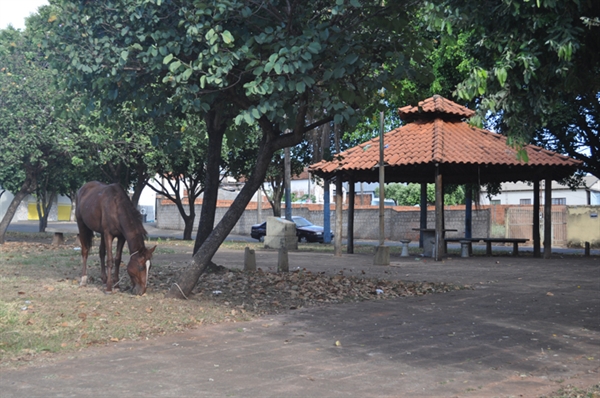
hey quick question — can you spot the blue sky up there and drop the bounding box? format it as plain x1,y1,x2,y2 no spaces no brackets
0,0,49,30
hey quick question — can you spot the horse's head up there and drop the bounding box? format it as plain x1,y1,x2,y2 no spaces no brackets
127,245,157,295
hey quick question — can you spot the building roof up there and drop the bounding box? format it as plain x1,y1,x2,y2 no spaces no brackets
310,96,582,184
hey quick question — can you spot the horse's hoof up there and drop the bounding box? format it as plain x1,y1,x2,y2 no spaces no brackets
103,290,113,295
79,276,88,287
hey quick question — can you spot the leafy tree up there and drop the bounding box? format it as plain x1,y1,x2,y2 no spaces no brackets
0,27,77,242
429,0,600,177
44,0,430,298
384,183,464,206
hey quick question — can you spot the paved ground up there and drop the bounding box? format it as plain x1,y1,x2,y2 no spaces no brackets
1,222,599,397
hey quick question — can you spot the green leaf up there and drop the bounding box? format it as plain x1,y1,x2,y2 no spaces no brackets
182,68,193,81
495,67,507,86
169,60,181,72
296,81,306,93
221,31,234,44
307,42,321,54
120,50,129,61
345,53,359,65
163,54,173,64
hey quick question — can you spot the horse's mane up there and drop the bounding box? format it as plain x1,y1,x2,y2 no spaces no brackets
113,185,148,240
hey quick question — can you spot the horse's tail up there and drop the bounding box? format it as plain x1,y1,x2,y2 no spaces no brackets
79,229,93,249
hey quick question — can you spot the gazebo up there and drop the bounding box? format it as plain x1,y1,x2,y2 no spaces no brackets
309,95,582,260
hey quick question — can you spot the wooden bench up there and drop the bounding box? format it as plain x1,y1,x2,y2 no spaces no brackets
482,238,528,256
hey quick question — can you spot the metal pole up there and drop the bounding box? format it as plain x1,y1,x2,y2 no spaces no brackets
378,111,385,246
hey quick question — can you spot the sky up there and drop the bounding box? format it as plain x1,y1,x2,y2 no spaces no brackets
0,0,49,30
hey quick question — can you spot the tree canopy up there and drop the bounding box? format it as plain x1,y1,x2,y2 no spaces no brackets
43,0,431,297
430,0,600,176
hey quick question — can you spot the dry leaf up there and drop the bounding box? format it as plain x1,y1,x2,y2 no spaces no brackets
334,340,341,347
78,312,87,321
145,307,153,313
546,292,554,296
110,337,119,342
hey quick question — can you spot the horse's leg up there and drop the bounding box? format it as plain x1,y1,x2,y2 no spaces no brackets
114,237,125,286
99,235,108,285
78,225,93,287
104,233,114,293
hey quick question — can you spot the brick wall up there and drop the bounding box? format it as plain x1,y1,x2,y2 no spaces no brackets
156,198,490,241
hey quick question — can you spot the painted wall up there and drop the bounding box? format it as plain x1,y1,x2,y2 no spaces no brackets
567,206,600,248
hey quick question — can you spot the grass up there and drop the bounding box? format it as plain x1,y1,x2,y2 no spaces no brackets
0,239,252,368
541,384,600,398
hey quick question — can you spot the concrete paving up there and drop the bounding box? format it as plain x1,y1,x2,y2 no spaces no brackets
1,221,599,397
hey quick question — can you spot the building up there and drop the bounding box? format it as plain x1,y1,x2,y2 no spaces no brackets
480,175,600,206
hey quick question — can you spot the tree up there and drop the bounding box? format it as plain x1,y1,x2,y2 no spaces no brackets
0,27,76,242
384,183,464,206
262,148,307,217
45,0,431,298
429,0,600,177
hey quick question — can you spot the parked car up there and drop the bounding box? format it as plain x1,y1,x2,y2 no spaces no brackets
250,216,334,243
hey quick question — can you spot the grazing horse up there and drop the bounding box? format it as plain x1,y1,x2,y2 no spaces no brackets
76,181,156,295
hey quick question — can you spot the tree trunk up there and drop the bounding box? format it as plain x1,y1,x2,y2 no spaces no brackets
193,111,226,254
167,138,274,299
0,176,36,244
131,164,149,208
182,212,195,241
270,183,284,217
37,190,55,233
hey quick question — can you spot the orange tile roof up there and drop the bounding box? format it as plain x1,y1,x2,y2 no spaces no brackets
310,96,582,184
398,94,475,121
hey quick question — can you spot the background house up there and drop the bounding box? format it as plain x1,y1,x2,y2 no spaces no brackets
480,175,600,205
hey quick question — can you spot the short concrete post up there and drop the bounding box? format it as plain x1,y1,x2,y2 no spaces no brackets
52,232,64,246
373,245,390,265
459,240,470,258
399,239,410,257
278,247,289,272
244,247,256,271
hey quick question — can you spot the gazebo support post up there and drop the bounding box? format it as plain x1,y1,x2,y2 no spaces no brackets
334,174,343,257
419,182,427,248
347,177,355,254
544,177,552,258
323,179,331,243
373,110,389,265
533,179,541,258
465,184,473,256
434,164,443,261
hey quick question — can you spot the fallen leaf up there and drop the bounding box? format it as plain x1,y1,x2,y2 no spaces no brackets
78,312,87,321
110,338,119,342
145,307,153,313
546,292,554,296
335,340,341,347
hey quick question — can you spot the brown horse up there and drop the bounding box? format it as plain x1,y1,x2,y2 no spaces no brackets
76,181,156,295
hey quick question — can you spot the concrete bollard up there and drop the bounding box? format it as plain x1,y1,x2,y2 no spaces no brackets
52,232,65,246
399,239,410,257
278,247,289,272
459,240,470,258
373,245,390,265
244,247,256,271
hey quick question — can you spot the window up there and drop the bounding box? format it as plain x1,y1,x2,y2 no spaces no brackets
552,197,566,205
520,198,531,205
490,200,501,205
